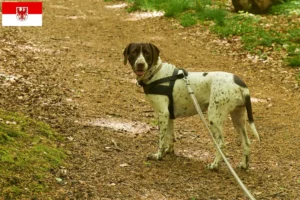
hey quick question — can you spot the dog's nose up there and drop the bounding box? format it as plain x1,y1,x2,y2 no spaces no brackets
136,63,145,70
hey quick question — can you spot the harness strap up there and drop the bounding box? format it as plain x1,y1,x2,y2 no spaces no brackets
139,68,188,119
138,69,187,88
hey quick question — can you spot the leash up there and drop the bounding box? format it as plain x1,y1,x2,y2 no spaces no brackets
182,74,256,200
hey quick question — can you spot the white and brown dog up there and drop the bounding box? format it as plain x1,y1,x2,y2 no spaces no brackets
123,43,260,170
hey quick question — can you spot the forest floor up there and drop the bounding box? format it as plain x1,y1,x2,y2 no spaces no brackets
0,0,300,199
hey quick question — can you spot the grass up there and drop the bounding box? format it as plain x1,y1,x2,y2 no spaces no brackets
125,0,300,67
126,0,162,12
197,8,227,25
163,0,191,17
180,13,197,27
0,109,66,199
269,0,300,15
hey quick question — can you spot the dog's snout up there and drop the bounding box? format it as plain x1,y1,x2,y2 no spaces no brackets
136,63,145,70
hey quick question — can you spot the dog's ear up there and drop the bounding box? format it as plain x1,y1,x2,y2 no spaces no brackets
123,43,132,65
149,43,160,66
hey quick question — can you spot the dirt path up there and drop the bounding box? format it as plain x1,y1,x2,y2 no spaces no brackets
1,0,300,199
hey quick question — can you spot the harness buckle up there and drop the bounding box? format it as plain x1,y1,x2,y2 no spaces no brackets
183,73,190,85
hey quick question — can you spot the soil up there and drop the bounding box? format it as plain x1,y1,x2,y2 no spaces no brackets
0,0,300,199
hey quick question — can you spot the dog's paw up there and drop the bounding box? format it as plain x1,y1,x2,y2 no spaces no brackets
147,153,162,161
207,162,219,170
165,146,174,155
238,162,249,170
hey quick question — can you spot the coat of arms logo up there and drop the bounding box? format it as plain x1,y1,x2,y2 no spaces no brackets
16,7,28,21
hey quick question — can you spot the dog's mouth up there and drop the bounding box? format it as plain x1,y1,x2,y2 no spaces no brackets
135,70,145,77
135,63,147,77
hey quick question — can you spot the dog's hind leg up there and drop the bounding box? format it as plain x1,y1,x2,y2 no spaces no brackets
207,104,227,170
230,107,251,169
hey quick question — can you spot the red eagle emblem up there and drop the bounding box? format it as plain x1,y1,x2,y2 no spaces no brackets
16,7,28,21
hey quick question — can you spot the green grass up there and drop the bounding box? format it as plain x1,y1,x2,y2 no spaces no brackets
126,0,162,12
287,55,300,67
196,8,227,26
125,0,300,67
127,0,193,14
180,13,197,27
163,0,191,17
0,109,66,199
211,14,256,37
269,0,300,15
195,0,212,11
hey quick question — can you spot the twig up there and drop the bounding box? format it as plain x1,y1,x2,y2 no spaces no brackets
111,139,123,152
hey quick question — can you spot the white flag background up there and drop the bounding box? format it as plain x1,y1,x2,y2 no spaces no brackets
2,2,42,26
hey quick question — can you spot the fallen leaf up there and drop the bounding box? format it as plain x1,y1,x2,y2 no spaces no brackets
120,163,130,167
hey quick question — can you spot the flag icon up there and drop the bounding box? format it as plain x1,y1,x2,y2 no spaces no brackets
2,2,42,26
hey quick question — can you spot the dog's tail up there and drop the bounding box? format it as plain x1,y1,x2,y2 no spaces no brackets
245,94,260,141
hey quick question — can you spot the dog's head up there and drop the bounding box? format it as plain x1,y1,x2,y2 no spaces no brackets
123,43,160,77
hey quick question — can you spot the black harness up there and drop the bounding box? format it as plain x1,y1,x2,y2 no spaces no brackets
138,68,188,119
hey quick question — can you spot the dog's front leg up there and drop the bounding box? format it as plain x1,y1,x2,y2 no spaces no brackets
166,118,175,153
148,111,175,160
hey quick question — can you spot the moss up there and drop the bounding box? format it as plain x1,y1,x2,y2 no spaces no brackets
0,109,66,198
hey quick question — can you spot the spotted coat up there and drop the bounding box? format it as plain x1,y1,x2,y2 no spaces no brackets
123,43,260,170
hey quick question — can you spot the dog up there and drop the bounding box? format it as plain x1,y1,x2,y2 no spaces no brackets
123,43,260,170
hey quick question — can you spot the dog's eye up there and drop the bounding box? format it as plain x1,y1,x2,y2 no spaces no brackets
130,50,138,56
143,51,150,56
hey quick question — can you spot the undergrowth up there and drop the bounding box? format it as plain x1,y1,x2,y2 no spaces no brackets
0,109,66,199
125,0,300,67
